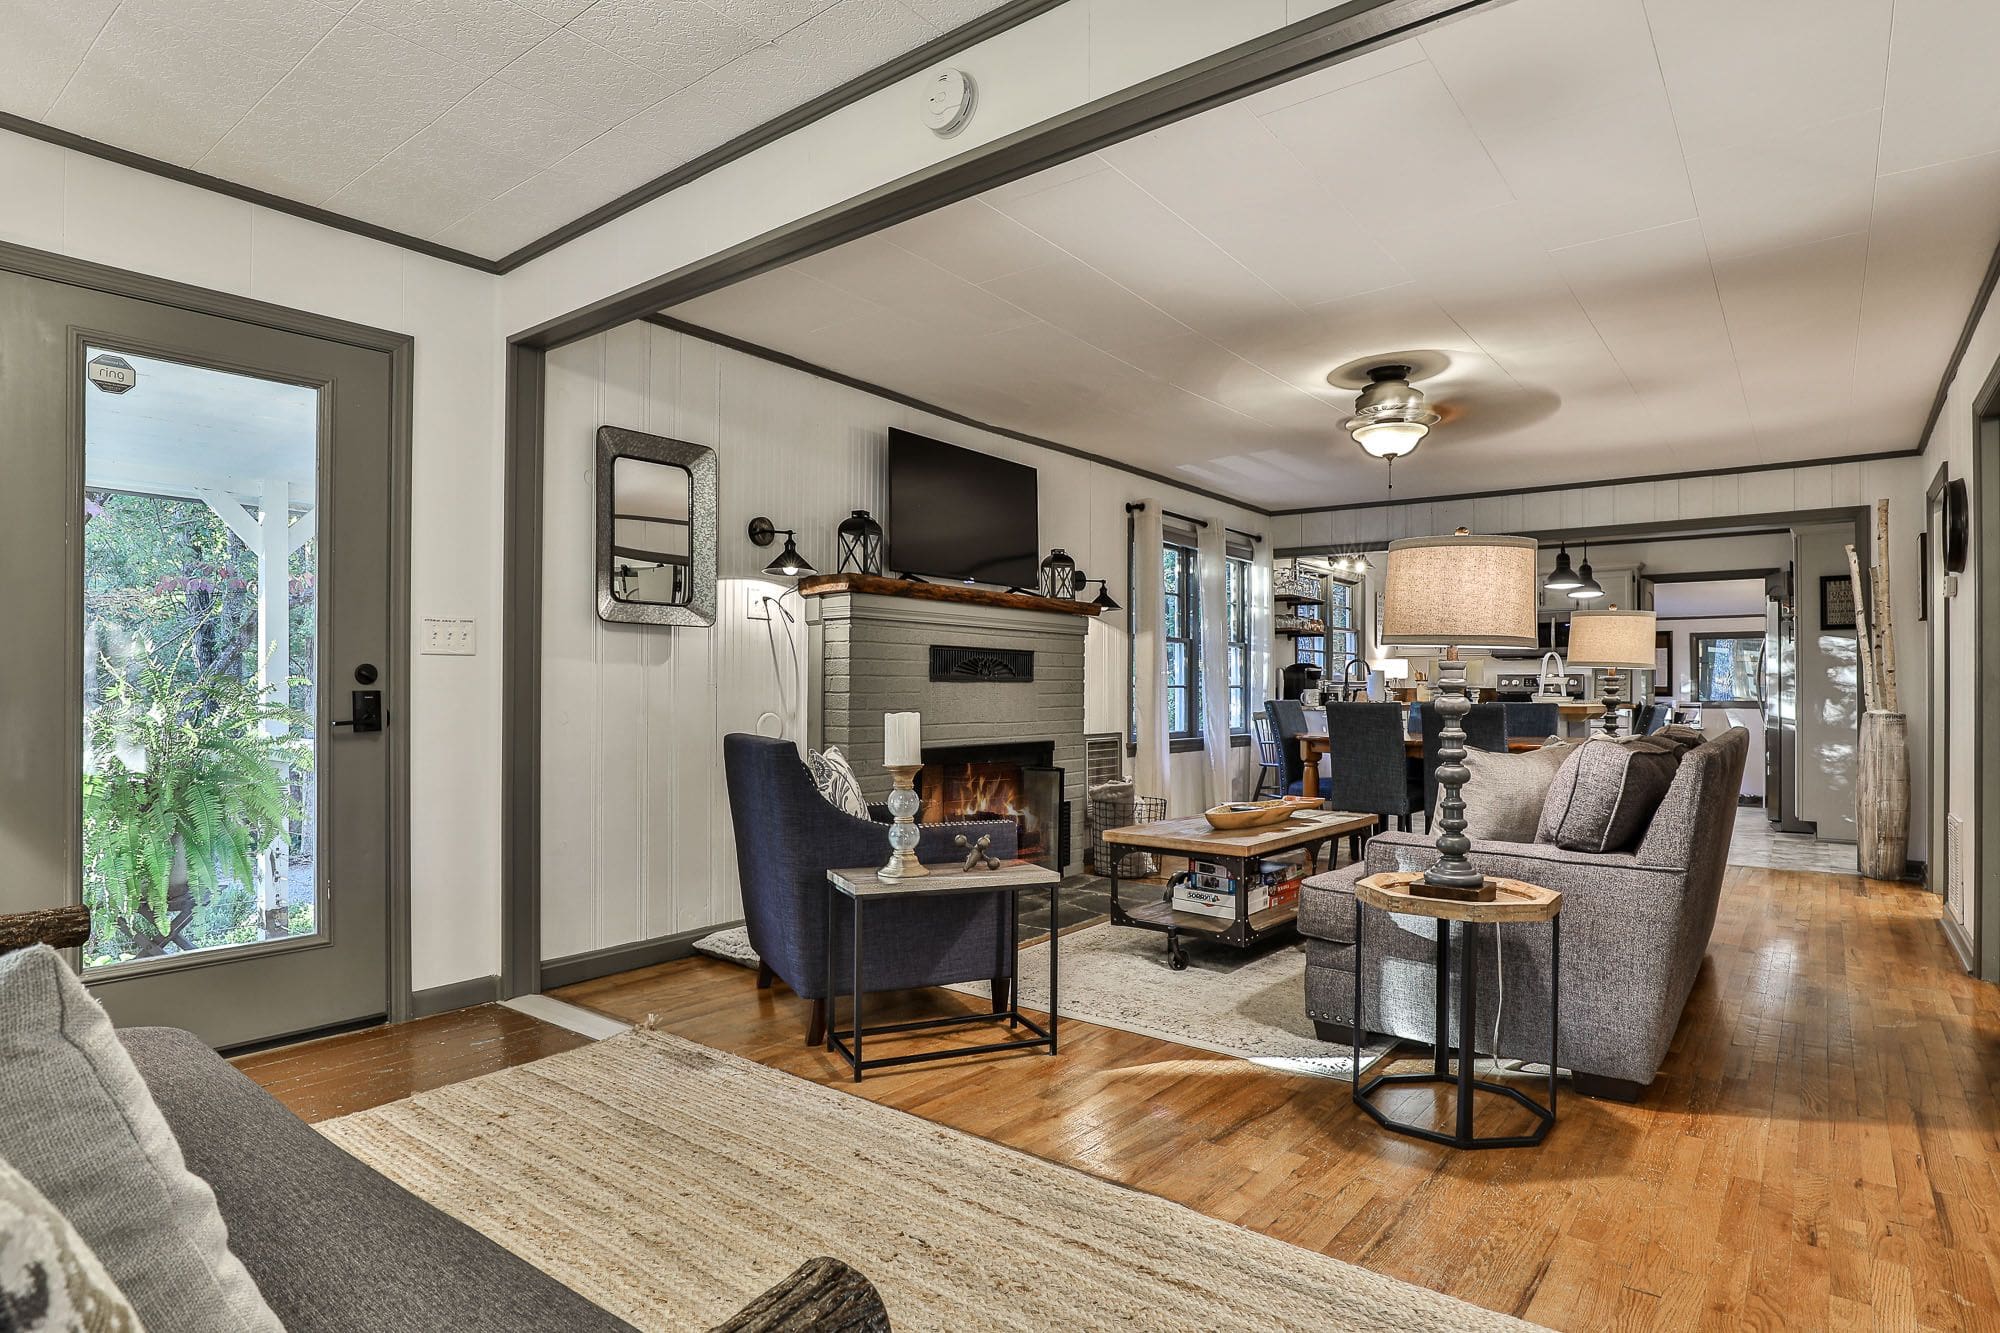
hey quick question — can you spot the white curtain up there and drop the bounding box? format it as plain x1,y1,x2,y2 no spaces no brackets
1197,521,1233,806
1249,537,1275,742
1131,505,1171,803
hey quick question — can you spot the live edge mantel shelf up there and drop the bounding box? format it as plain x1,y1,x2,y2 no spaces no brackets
795,573,1103,617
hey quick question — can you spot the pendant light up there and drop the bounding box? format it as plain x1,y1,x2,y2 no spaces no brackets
1567,543,1603,601
1543,541,1584,592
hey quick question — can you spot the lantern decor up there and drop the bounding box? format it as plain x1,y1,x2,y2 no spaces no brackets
836,508,885,575
1039,548,1077,600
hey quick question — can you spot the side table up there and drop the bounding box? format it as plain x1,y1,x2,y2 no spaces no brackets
825,860,1060,1082
1351,872,1562,1149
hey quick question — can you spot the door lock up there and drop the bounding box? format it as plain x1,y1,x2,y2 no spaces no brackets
332,690,383,734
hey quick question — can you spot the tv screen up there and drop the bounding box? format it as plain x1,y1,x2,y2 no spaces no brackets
887,429,1039,586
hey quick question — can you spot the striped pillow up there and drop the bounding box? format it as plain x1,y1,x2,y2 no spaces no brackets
808,746,871,819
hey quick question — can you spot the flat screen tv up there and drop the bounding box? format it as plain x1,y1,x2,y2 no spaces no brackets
886,429,1039,587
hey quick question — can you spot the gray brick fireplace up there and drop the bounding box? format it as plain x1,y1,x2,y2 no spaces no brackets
805,582,1091,873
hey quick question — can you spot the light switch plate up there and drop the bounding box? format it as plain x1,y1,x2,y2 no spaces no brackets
422,617,476,655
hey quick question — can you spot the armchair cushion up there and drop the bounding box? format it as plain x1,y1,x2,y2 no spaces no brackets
1537,736,1679,853
805,746,869,819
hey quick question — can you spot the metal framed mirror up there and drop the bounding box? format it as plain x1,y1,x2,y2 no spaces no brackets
596,425,718,626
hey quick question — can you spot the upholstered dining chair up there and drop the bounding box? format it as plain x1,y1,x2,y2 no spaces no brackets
1317,702,1423,858
722,734,1019,1046
1502,701,1560,743
1264,699,1327,797
1419,701,1508,827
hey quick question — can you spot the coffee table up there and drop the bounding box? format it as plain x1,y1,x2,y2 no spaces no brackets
825,860,1060,1081
1101,811,1376,969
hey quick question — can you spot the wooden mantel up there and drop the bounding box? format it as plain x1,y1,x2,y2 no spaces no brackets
795,572,1102,617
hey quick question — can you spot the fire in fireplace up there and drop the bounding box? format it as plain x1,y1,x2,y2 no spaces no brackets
917,744,1065,871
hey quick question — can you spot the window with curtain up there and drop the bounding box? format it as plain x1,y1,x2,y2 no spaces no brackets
1691,633,1763,704
1226,554,1250,733
1164,540,1200,739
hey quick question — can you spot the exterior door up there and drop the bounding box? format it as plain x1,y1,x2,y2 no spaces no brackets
0,264,399,1047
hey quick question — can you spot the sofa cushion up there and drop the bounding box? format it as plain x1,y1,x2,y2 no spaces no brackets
1299,865,1364,942
0,1154,142,1333
1653,724,1705,756
0,947,282,1333
1441,742,1575,842
1537,736,1680,853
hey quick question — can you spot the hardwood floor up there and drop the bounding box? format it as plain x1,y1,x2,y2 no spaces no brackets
238,865,2000,1330
552,866,2000,1332
233,1002,591,1123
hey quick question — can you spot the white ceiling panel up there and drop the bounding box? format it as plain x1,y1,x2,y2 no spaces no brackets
671,0,2000,508
8,0,1019,259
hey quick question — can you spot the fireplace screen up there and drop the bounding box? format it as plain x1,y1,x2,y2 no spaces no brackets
919,752,1066,873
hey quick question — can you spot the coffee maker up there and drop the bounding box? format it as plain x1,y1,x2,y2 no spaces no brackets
1280,662,1322,700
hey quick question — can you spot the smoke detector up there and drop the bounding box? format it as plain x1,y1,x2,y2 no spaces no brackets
922,68,976,137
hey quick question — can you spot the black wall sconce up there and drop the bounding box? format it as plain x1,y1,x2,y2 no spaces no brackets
836,508,884,575
1075,572,1120,612
748,516,815,578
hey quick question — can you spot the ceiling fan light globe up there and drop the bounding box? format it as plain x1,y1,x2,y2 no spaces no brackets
1349,419,1428,458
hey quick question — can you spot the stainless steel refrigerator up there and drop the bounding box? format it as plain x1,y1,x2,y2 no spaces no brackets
1764,565,1811,832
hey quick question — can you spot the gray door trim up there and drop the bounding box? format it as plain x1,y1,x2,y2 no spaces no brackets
496,0,1508,997
0,238,417,1024
1970,353,2000,981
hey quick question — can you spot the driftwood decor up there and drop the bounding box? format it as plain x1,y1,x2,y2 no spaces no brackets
1848,498,1910,881
0,905,92,955
706,1257,890,1333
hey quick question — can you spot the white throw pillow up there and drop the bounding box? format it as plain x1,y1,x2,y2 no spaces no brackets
808,746,871,819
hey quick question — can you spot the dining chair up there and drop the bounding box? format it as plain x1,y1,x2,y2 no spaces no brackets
1318,702,1424,858
1502,701,1560,743
1250,712,1283,798
1420,701,1508,827
1264,699,1327,797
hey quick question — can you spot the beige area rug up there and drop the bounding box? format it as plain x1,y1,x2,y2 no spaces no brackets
694,923,1397,1081
319,1027,1536,1332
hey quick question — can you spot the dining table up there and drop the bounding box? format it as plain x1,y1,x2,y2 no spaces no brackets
1297,732,1544,799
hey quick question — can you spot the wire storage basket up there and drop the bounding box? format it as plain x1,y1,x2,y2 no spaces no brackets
1088,792,1165,876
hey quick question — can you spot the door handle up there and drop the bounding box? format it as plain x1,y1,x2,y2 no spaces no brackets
332,689,383,733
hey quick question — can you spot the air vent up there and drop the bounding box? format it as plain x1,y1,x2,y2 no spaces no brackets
1946,814,1968,929
1084,733,1125,789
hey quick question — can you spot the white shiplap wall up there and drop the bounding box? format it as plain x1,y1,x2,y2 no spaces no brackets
541,321,1267,963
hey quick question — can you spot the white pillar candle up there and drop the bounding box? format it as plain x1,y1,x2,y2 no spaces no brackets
884,711,922,767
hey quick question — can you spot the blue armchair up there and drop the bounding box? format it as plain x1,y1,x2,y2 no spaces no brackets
722,734,1020,1045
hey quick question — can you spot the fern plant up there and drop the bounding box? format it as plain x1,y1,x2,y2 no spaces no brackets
83,648,311,954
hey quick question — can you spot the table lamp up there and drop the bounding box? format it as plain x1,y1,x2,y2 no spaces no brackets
1568,607,1657,737
1381,530,1539,901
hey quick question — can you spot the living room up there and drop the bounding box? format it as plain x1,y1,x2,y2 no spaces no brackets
2,1,1997,1330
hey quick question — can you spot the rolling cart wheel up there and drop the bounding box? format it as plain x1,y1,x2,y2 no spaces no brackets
1169,947,1189,971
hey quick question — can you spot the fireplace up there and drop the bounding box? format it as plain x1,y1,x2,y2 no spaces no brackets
918,742,1067,873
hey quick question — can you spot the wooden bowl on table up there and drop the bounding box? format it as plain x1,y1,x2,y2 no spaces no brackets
1201,796,1322,830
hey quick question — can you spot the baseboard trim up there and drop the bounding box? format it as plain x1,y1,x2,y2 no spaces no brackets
539,924,737,991
410,974,501,1018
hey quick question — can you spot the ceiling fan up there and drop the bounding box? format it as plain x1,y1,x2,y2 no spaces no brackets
1326,351,1561,464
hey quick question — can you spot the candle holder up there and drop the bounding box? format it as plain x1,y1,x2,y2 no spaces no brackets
877,764,929,883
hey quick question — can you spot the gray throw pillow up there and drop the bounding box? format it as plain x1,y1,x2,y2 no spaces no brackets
1538,736,1681,853
0,947,283,1333
0,1154,142,1333
1440,743,1576,842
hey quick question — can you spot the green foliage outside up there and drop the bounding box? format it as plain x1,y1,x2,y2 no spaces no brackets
82,491,317,968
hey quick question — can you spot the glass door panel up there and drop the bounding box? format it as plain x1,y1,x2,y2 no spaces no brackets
81,347,322,972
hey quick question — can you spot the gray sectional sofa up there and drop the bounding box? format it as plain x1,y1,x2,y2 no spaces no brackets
1300,727,1748,1101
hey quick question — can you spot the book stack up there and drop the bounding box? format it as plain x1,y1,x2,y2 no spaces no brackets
1171,851,1310,919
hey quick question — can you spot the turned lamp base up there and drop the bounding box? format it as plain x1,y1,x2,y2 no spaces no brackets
877,764,930,883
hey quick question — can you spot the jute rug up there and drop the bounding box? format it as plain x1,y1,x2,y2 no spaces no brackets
694,923,1396,1081
319,1027,1535,1332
